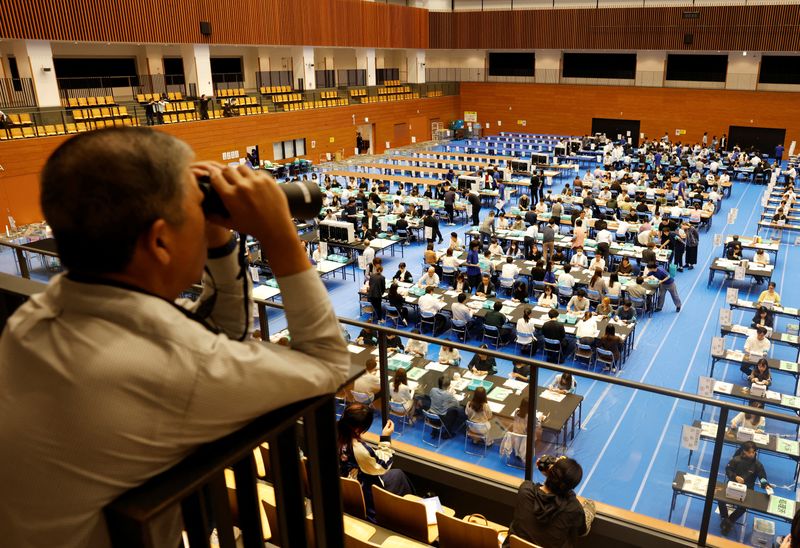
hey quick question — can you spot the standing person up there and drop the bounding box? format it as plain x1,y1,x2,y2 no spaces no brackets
198,94,210,120
465,240,482,290
0,128,350,548
145,98,155,126
338,404,413,521
672,223,687,272
530,171,541,205
718,441,772,536
504,457,593,548
424,210,443,244
684,223,699,270
646,262,681,312
356,132,364,154
155,94,166,124
776,142,785,164
443,185,456,225
368,265,386,323
467,189,481,227
542,218,556,265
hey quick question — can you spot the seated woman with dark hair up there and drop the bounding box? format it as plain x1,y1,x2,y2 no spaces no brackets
338,404,414,521
505,456,593,548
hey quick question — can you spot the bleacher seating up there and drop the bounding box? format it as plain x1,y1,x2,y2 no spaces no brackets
349,88,368,98
63,95,116,108
0,117,136,140
259,85,292,94
216,87,247,98
427,90,444,97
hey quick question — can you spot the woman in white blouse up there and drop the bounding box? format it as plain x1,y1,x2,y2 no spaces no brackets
538,285,558,308
405,329,428,358
465,386,492,435
575,311,599,345
438,345,461,366
606,272,622,298
390,368,415,413
516,307,537,346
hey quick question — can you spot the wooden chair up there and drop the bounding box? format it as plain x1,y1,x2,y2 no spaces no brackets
508,535,544,548
340,476,367,520
372,486,455,544
345,531,429,548
436,512,503,548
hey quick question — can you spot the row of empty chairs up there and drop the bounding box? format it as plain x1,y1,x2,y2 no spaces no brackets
259,85,293,94
360,93,419,103
426,90,443,97
320,90,340,99
2,113,33,126
0,118,137,139
63,95,116,108
71,106,130,121
350,88,369,97
221,96,259,106
216,87,247,98
271,92,304,104
378,85,412,95
135,91,183,103
281,100,349,112
383,80,403,86
164,101,196,113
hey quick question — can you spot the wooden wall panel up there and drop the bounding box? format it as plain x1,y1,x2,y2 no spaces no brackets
430,6,800,52
0,0,428,49
461,81,800,153
0,96,459,225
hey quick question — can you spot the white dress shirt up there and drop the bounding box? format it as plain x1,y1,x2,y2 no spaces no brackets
744,335,771,356
419,293,445,315
501,263,520,279
418,273,440,288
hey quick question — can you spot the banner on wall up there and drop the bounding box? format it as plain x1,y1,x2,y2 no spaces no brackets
517,120,527,126
464,111,478,122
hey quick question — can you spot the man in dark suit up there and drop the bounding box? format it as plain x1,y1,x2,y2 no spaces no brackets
467,190,481,227
475,274,495,297
443,185,456,225
542,308,571,358
484,301,513,344
423,210,443,244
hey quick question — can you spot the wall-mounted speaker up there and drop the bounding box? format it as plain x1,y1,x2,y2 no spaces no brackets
684,33,693,45
200,21,212,36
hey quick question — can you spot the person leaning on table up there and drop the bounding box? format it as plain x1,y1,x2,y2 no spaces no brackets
757,282,781,306
0,128,350,548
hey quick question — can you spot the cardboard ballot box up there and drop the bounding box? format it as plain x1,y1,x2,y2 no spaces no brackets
726,481,747,502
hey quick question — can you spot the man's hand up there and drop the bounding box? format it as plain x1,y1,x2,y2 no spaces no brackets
735,476,745,483
196,163,309,278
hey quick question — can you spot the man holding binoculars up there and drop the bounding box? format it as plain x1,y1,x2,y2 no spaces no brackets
0,128,349,548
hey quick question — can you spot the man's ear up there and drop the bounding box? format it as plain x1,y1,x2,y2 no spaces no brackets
142,219,173,266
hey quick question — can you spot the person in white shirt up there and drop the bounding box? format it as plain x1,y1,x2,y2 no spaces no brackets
750,155,762,167
708,188,721,203
538,285,558,308
390,367,415,413
392,199,405,214
353,357,381,396
670,204,683,219
570,248,588,268
441,248,461,270
744,327,771,356
615,218,630,241
405,329,428,357
753,248,770,266
557,265,576,288
488,239,504,257
588,251,606,271
729,402,766,432
438,345,461,366
417,267,440,288
362,241,375,274
418,286,445,316
596,227,613,246
566,289,590,315
501,256,520,279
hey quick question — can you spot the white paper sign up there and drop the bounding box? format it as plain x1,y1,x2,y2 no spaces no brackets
734,264,746,281
249,266,260,283
698,375,716,396
357,254,367,270
711,336,725,358
319,241,328,258
424,227,433,240
719,309,732,327
381,217,388,232
726,287,739,305
713,234,723,247
681,425,701,450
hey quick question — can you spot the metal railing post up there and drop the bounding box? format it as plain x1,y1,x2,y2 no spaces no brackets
697,407,729,547
525,364,539,481
269,424,308,548
378,331,390,423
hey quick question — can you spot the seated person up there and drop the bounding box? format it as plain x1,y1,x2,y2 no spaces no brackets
747,305,772,331
417,266,440,288
405,329,428,358
744,358,772,387
484,301,514,344
465,387,493,436
338,404,413,521
469,344,498,375
757,282,781,306
615,300,637,323
438,344,461,366
728,401,766,433
500,256,520,280
549,372,577,394
427,375,466,437
511,360,530,382
452,271,472,293
625,276,648,300
441,248,461,271
538,285,558,308
596,325,623,371
744,327,771,357
448,232,464,252
392,262,413,283
488,238,505,257
385,333,404,352
506,457,592,547
390,367,415,414
357,327,378,346
353,357,381,397
475,274,496,297
570,247,588,268
557,265,576,288
566,289,590,315
542,308,572,357
574,311,599,346
595,297,614,317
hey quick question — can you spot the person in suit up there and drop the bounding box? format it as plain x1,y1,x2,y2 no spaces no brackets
475,274,495,297
198,94,210,120
452,271,471,294
423,210,443,244
751,306,774,329
367,265,386,323
362,209,379,240
467,190,482,227
386,282,409,326
392,262,413,283
484,301,513,344
718,441,772,536
443,186,457,225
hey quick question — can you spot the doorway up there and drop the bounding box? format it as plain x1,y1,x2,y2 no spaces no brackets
728,126,785,155
591,118,641,147
393,122,410,148
356,124,373,155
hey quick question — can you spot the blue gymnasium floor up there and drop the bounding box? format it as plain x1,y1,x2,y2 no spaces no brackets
2,141,796,543
296,146,800,543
